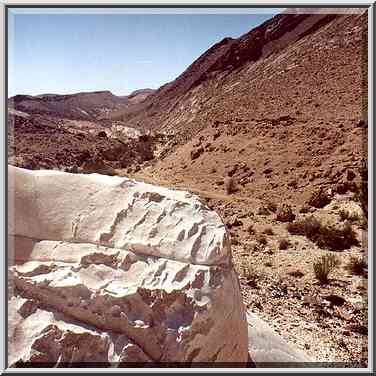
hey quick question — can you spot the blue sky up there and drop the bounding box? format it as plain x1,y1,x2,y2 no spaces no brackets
8,8,283,97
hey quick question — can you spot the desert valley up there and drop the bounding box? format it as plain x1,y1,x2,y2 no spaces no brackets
8,9,368,367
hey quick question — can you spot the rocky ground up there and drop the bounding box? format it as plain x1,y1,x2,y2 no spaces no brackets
7,113,160,173
125,167,368,367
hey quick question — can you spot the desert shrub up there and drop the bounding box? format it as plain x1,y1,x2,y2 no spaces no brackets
276,204,295,222
339,209,360,222
224,176,237,194
287,217,358,251
247,224,256,235
257,235,268,246
240,257,262,288
308,187,332,208
299,205,310,214
313,253,340,284
279,238,291,250
257,205,270,216
266,201,278,213
287,216,321,238
263,227,274,235
345,256,367,275
317,221,358,251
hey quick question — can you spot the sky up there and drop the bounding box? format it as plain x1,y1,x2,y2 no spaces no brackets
8,8,283,97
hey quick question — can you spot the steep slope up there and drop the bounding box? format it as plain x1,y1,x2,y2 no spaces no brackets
126,11,368,365
138,12,367,208
112,13,339,132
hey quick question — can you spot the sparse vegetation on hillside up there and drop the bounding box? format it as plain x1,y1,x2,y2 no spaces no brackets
239,257,262,288
224,176,237,194
276,204,295,222
313,253,340,284
308,187,332,208
278,238,291,250
345,256,367,276
287,216,359,251
8,9,369,366
339,209,360,222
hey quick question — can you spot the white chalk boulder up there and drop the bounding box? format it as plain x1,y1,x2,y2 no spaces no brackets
8,165,249,366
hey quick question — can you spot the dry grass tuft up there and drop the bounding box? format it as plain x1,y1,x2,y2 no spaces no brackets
278,238,291,250
313,253,340,284
257,234,268,246
224,176,237,194
345,256,367,275
339,209,360,222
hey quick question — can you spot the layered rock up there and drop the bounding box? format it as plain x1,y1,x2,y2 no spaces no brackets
8,165,248,366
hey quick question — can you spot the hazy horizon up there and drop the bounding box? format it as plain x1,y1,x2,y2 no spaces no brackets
8,8,283,98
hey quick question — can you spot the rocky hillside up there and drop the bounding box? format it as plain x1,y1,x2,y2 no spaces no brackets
111,13,357,135
8,89,154,121
8,111,158,173
124,10,368,366
7,9,368,366
8,88,159,172
135,11,367,208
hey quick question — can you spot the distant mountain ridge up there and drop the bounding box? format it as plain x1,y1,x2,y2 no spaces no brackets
8,88,155,121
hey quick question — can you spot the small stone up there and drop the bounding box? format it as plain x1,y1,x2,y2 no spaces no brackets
190,146,204,160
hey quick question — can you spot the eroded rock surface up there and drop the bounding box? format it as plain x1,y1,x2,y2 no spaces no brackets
8,165,248,366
